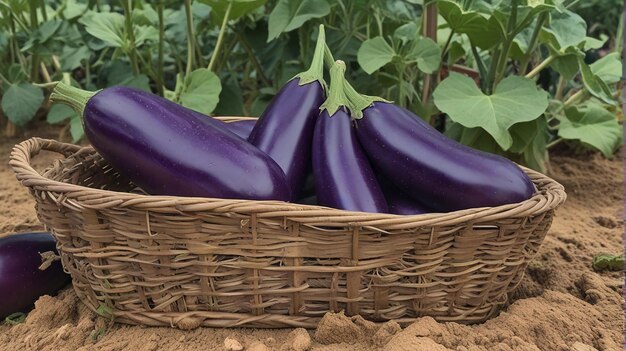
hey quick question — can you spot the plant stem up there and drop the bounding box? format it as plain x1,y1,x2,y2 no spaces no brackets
236,31,271,87
547,138,563,149
493,0,518,88
563,89,584,107
441,29,455,61
470,43,488,84
184,0,194,77
397,63,405,107
519,12,547,74
208,1,232,72
28,0,40,82
121,0,139,75
555,76,566,100
40,1,48,21
49,82,98,118
485,46,500,94
525,54,555,79
157,2,165,96
40,63,51,83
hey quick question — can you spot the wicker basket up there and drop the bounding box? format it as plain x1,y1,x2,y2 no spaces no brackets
10,127,566,329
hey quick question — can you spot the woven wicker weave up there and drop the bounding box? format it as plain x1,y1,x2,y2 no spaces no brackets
10,125,566,329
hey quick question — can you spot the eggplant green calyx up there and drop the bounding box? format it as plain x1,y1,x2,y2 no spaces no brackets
319,60,350,117
293,24,328,90
343,77,389,120
49,82,98,119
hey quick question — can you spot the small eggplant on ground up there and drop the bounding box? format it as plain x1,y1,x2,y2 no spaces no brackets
49,83,291,201
312,60,388,213
0,232,70,319
247,25,327,200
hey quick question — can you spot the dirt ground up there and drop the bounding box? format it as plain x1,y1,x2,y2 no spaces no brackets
0,126,623,351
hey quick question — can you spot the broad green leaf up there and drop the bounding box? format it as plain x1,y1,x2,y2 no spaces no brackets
70,116,84,142
437,0,500,48
7,64,27,83
590,53,621,84
118,74,151,92
214,76,244,116
179,68,222,115
437,0,489,34
406,38,441,74
357,37,396,74
578,56,614,104
559,104,622,157
267,0,330,42
523,116,550,173
447,40,466,65
63,0,88,20
134,25,159,46
540,9,586,51
199,0,267,23
393,22,419,45
508,118,542,154
1,83,44,127
47,104,77,124
133,4,159,26
511,25,534,59
79,12,125,47
61,45,91,71
582,36,606,50
550,54,579,81
433,73,549,150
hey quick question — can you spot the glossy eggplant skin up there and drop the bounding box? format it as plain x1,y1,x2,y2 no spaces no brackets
378,177,430,215
355,103,535,212
223,119,256,139
312,109,388,213
83,87,291,201
0,232,70,319
248,79,324,200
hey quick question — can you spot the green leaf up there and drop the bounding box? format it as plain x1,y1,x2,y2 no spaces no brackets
433,73,549,150
47,104,77,124
118,74,151,92
70,116,84,142
406,37,441,74
582,36,606,50
199,0,267,23
267,0,330,42
558,104,622,158
62,0,87,20
179,68,222,115
393,22,419,45
578,56,614,104
79,12,125,47
550,54,579,81
437,0,489,34
214,76,244,116
540,9,586,51
134,25,159,46
590,53,621,85
1,83,44,127
592,254,624,272
523,116,550,173
60,45,91,71
7,64,27,84
357,37,396,74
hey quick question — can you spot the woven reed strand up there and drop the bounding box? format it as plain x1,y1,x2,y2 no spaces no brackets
9,128,566,329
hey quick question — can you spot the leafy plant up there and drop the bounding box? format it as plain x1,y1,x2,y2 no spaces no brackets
0,0,621,173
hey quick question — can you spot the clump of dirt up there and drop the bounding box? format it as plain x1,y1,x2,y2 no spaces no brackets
0,131,622,351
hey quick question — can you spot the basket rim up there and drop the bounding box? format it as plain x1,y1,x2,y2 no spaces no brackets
9,134,567,227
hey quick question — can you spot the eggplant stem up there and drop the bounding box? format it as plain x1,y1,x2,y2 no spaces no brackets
319,60,349,117
293,24,328,90
49,82,98,119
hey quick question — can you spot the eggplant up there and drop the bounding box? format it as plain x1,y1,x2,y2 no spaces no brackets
49,84,291,201
378,177,431,215
312,61,388,213
349,100,536,212
0,232,70,319
224,119,256,139
248,26,326,200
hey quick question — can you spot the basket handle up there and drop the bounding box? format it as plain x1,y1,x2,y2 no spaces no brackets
9,137,87,186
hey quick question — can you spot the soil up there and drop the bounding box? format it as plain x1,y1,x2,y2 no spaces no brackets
0,126,623,351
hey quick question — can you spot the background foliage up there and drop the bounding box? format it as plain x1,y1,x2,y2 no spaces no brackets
0,0,622,173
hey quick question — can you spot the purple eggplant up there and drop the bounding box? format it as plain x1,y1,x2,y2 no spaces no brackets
224,119,256,139
312,61,388,213
248,25,327,200
349,101,536,212
378,177,431,215
49,84,291,201
0,232,70,319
